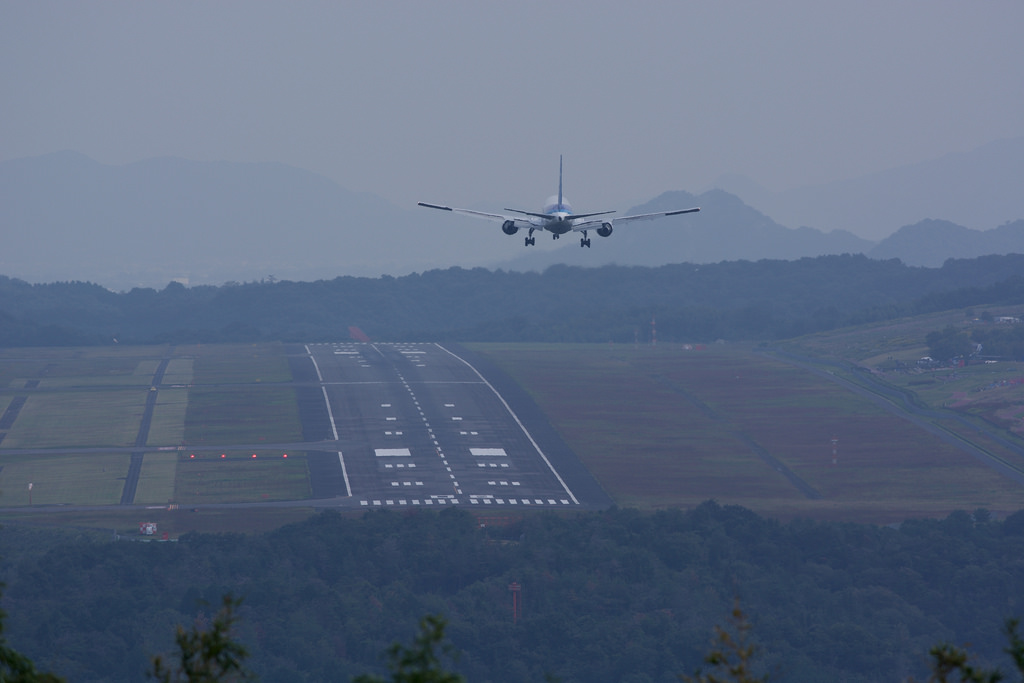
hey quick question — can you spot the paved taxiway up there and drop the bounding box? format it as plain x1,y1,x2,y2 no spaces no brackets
292,343,598,509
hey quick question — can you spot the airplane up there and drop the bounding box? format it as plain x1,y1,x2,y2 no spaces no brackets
418,156,700,247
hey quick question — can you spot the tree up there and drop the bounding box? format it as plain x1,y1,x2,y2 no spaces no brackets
682,602,766,683
926,325,974,363
914,618,1024,683
151,595,252,683
353,615,464,683
0,587,64,683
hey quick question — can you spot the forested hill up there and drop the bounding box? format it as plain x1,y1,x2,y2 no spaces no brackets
3,504,1023,682
5,253,1024,346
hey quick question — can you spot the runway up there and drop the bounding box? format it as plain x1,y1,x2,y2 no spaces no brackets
292,342,603,509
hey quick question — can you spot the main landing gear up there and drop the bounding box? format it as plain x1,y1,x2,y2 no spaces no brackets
524,228,536,247
580,230,591,248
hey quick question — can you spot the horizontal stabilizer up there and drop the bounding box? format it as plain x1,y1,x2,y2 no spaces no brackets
503,208,616,221
418,202,453,211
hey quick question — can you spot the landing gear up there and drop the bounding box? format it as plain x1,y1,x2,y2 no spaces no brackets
524,228,536,246
580,230,591,248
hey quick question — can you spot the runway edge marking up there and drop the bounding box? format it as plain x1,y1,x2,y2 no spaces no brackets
435,343,579,505
305,344,353,497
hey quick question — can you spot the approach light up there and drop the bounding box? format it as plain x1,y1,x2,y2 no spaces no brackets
220,453,226,459
282,453,288,458
189,454,195,459
252,454,257,459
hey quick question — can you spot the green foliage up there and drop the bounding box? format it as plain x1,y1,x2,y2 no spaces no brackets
6,254,1024,345
353,615,463,683
907,618,1024,683
925,325,973,362
4,505,1024,681
683,602,765,683
0,587,64,683
923,643,1003,683
151,595,252,683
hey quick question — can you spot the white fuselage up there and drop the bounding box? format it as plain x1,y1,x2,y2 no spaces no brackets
534,197,575,234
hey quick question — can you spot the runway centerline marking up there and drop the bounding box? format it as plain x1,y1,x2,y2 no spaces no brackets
435,343,579,505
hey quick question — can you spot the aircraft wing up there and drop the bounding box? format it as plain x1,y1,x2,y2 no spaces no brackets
418,202,510,223
614,207,701,224
570,218,615,232
570,207,700,232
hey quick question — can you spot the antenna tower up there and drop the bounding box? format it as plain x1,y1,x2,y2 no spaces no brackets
509,581,522,624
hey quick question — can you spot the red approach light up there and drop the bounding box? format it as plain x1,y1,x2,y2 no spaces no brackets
189,454,195,459
251,453,257,459
282,453,288,458
220,453,226,459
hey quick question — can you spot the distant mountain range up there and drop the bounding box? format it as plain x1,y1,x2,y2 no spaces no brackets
2,142,1023,290
709,136,1024,240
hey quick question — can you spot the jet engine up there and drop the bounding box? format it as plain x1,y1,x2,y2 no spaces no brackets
596,222,613,237
502,220,519,235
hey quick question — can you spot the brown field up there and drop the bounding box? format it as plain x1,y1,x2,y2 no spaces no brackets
470,342,1024,523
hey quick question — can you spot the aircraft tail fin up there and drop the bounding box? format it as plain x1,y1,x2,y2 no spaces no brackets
558,155,563,209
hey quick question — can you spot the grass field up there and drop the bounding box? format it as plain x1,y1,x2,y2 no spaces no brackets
181,342,293,384
184,386,302,445
470,342,1024,522
134,452,177,505
147,387,189,446
3,324,1024,531
173,452,311,503
0,452,130,505
0,343,306,519
0,506,319,536
2,390,147,448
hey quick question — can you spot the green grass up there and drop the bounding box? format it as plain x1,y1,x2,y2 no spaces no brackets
162,358,194,385
2,390,147,448
185,387,302,445
0,506,320,536
185,342,293,384
0,453,130,505
0,360,51,388
134,452,178,505
0,344,312,518
173,452,311,503
147,387,189,446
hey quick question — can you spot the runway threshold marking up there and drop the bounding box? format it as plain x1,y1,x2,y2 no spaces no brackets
375,448,412,457
435,344,579,505
305,344,352,497
471,448,506,456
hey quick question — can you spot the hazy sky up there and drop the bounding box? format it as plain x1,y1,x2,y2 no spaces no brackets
3,1,1023,213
